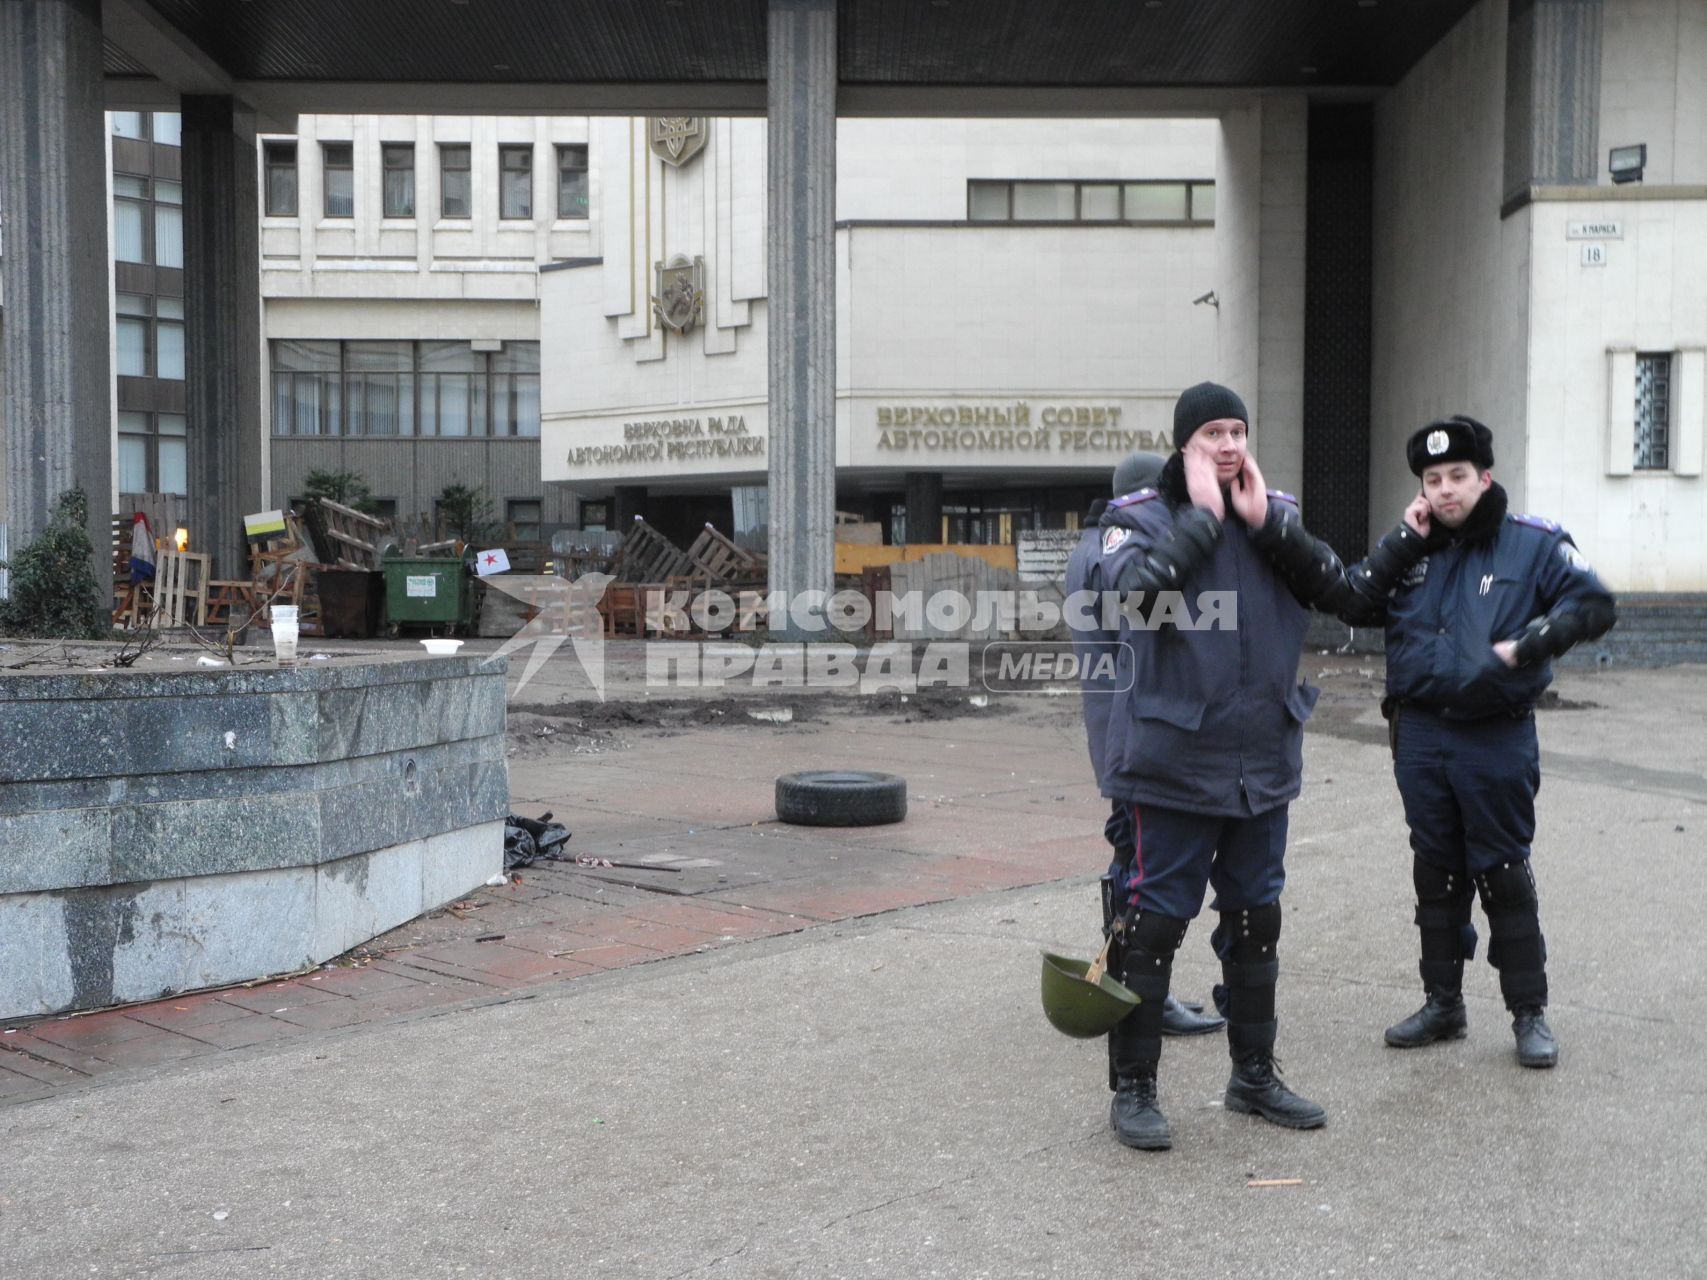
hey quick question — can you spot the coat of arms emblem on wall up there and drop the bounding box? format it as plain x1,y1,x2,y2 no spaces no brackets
652,255,705,334
649,117,707,167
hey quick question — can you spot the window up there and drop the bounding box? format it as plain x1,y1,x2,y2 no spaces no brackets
152,113,181,146
1635,353,1673,470
322,142,354,217
1012,183,1076,221
117,411,187,496
117,317,150,377
111,112,146,140
489,342,541,437
556,144,589,219
581,501,609,532
382,143,415,217
500,145,533,219
1123,182,1188,220
439,144,471,218
966,179,1216,225
114,174,149,263
967,181,1010,221
507,500,543,542
157,297,186,380
264,142,298,216
154,180,183,269
268,340,541,437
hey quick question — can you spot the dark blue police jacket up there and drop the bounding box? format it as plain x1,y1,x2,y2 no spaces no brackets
1097,477,1317,818
1380,483,1615,718
1065,520,1128,783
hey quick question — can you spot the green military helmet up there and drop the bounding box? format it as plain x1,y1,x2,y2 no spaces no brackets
1040,944,1142,1038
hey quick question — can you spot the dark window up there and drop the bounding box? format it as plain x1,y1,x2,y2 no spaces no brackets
581,501,609,532
507,500,543,542
499,144,532,219
439,144,471,219
1635,353,1673,470
264,142,298,216
382,142,415,217
322,142,354,218
556,144,589,219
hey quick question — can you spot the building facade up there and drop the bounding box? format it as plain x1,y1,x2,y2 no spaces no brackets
540,116,1222,549
258,114,595,540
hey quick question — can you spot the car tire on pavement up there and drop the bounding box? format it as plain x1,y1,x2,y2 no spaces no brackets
775,770,908,827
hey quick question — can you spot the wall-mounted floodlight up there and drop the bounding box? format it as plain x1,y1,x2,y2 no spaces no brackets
1609,144,1646,184
1193,290,1219,308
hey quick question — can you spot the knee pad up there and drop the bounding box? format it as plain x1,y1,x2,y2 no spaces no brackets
1476,860,1538,911
1120,910,1189,991
1413,856,1474,955
1219,902,1282,965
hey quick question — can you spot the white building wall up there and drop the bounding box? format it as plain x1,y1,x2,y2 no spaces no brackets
1599,0,1707,185
542,117,1222,491
835,118,1217,220
1524,197,1707,588
1371,0,1532,543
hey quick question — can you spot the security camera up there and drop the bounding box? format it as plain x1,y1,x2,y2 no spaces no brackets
1192,290,1219,308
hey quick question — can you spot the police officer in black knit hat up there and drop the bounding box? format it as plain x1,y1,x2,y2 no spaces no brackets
1066,451,1224,1093
1094,383,1419,1150
1252,414,1616,1069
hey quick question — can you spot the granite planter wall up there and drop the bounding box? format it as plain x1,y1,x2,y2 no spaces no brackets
0,653,509,1020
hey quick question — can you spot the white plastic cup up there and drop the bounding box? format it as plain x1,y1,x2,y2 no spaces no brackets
271,605,300,623
272,620,299,663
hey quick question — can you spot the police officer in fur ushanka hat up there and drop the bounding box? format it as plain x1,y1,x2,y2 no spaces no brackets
1255,413,1617,1069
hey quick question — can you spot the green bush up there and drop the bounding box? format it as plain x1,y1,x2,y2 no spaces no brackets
437,482,496,543
303,468,379,515
0,489,109,638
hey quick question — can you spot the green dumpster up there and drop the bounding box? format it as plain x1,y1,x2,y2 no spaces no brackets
382,556,473,636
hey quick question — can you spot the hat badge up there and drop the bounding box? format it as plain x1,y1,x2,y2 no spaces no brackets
1426,429,1450,456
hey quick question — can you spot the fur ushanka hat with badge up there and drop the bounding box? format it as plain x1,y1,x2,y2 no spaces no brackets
1407,415,1495,476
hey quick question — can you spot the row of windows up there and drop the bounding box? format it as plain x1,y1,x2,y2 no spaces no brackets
270,339,541,438
114,173,183,267
264,141,589,222
967,179,1216,224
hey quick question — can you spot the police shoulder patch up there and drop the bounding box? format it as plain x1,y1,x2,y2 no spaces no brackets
1559,541,1593,573
1101,526,1131,554
1266,488,1300,507
1510,512,1561,533
1109,488,1158,509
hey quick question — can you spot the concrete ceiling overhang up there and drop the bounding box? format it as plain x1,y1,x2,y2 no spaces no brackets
101,0,1479,124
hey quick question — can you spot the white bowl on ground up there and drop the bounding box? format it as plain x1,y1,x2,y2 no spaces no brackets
419,638,464,656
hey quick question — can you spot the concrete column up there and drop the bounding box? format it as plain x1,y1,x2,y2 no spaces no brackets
765,0,836,635
904,471,943,545
181,96,263,578
0,0,112,597
1503,0,1604,205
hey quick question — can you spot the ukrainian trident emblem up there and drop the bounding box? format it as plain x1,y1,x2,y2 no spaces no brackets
649,117,707,167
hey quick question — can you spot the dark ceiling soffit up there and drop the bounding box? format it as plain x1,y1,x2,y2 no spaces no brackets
539,258,605,273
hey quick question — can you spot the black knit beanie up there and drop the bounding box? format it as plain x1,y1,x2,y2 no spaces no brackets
1173,381,1249,450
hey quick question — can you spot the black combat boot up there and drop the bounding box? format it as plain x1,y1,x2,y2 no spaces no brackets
1109,1071,1171,1150
1161,993,1226,1036
1384,990,1469,1047
1223,1021,1327,1130
1512,1006,1558,1068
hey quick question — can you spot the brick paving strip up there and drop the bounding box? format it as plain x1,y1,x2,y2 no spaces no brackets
2,693,1102,1104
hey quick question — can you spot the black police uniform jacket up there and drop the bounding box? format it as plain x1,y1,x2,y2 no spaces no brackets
1094,455,1408,818
1065,513,1130,784
1369,484,1613,717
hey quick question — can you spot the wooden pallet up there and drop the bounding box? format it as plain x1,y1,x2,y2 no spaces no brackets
149,548,209,628
684,522,765,585
302,497,391,570
610,519,692,583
